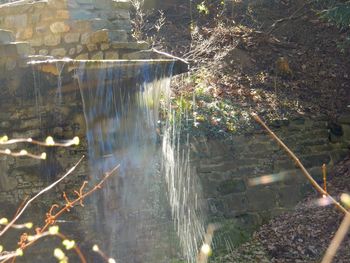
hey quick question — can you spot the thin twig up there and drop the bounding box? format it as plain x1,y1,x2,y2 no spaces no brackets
252,113,349,216
321,214,350,263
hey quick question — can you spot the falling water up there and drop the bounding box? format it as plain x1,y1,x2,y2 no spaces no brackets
31,58,206,262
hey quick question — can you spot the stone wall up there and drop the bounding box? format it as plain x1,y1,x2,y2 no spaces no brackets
191,114,350,247
0,0,148,60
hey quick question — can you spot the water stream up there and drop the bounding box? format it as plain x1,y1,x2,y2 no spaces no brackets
73,60,205,262
28,58,205,262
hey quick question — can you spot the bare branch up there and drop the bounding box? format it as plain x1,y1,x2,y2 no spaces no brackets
0,156,85,237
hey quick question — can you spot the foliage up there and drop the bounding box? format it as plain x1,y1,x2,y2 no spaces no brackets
320,2,350,28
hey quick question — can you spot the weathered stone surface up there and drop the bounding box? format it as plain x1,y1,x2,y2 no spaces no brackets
104,51,119,59
44,34,61,46
35,25,49,35
76,44,83,53
4,14,28,28
38,49,49,56
28,37,43,47
56,10,70,19
217,179,246,194
100,43,110,51
86,43,97,52
17,27,33,40
50,48,67,57
111,41,149,50
15,42,32,57
338,113,350,124
5,58,16,71
50,22,70,33
112,0,131,9
80,32,91,45
89,29,109,44
0,29,15,43
68,47,76,56
91,51,103,60
64,32,80,44
90,18,114,31
108,30,128,42
75,53,89,59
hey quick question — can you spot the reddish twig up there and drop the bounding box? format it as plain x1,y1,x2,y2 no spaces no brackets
1,164,120,263
0,156,85,237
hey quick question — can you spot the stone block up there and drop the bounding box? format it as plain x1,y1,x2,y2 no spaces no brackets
246,188,276,211
51,48,67,57
76,44,83,53
75,53,89,59
0,44,17,57
86,43,97,52
91,51,103,60
38,49,49,56
44,34,61,46
111,41,149,50
338,113,350,124
223,193,249,215
342,124,350,141
104,51,119,59
90,18,114,30
100,43,110,51
4,14,28,28
0,29,15,43
89,29,109,44
17,27,33,40
80,32,91,45
5,58,16,71
35,25,49,35
108,30,128,42
217,179,246,195
299,153,331,168
56,10,70,19
112,0,131,9
50,22,70,33
111,19,132,31
69,10,95,20
276,185,303,208
14,42,32,57
68,47,76,56
64,32,80,44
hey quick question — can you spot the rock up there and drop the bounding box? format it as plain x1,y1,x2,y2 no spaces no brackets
64,32,80,44
68,47,76,56
0,29,15,43
101,43,110,51
29,37,43,47
56,10,70,19
338,114,350,124
4,14,28,28
89,29,109,44
38,49,49,56
91,51,103,60
111,41,149,50
81,32,91,45
44,34,61,46
75,53,89,60
108,30,128,42
76,44,83,53
105,51,119,59
35,25,49,35
50,48,67,57
50,22,70,33
17,27,33,40
15,42,31,57
5,58,16,71
86,43,97,52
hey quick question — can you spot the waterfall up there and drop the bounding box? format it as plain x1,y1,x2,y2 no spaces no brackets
36,58,206,262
